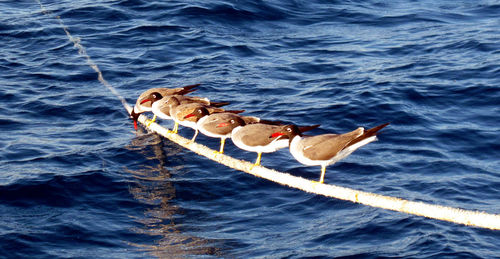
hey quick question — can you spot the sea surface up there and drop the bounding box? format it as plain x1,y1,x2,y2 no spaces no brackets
1,0,499,258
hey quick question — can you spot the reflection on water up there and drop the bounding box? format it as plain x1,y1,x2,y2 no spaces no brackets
125,130,222,258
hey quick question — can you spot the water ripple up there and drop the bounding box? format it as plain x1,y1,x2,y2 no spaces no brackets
1,0,499,257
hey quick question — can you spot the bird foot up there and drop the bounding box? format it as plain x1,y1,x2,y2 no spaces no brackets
212,151,223,158
250,163,260,170
309,181,320,190
311,180,324,185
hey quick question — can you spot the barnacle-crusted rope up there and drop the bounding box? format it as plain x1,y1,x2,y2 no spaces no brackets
37,0,500,230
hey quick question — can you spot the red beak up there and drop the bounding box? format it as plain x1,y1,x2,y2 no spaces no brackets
184,113,195,119
134,120,138,130
270,132,284,138
140,98,150,105
216,122,228,128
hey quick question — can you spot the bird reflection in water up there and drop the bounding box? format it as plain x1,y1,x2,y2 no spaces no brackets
125,130,222,257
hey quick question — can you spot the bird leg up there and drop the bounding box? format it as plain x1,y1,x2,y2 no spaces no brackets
213,138,226,155
250,152,262,170
168,122,179,134
218,138,226,154
212,138,226,158
319,165,326,184
189,129,199,143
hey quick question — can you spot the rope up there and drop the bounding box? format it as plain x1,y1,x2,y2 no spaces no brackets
37,1,500,231
134,112,500,230
35,0,131,112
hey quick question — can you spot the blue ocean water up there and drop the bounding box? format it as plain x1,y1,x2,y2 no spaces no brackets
1,0,499,258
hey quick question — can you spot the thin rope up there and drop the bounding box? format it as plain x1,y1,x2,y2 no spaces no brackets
37,1,500,230
36,0,131,112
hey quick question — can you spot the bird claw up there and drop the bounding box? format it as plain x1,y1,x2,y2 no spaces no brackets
311,180,324,185
250,163,260,170
212,150,222,158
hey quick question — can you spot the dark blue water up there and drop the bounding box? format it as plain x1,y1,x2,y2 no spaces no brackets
1,0,499,258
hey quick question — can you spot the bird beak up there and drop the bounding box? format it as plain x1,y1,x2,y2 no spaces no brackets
184,113,195,119
270,132,284,138
216,122,228,128
130,109,140,131
140,98,151,104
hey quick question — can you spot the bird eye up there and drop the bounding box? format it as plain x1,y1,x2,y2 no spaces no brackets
287,128,292,132
230,119,235,124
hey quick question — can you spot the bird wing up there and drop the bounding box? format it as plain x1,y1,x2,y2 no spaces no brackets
177,95,210,105
239,124,281,147
242,116,261,124
301,128,364,161
201,113,240,135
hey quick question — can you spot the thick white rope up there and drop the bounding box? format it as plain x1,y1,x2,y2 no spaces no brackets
37,1,500,230
134,113,500,230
